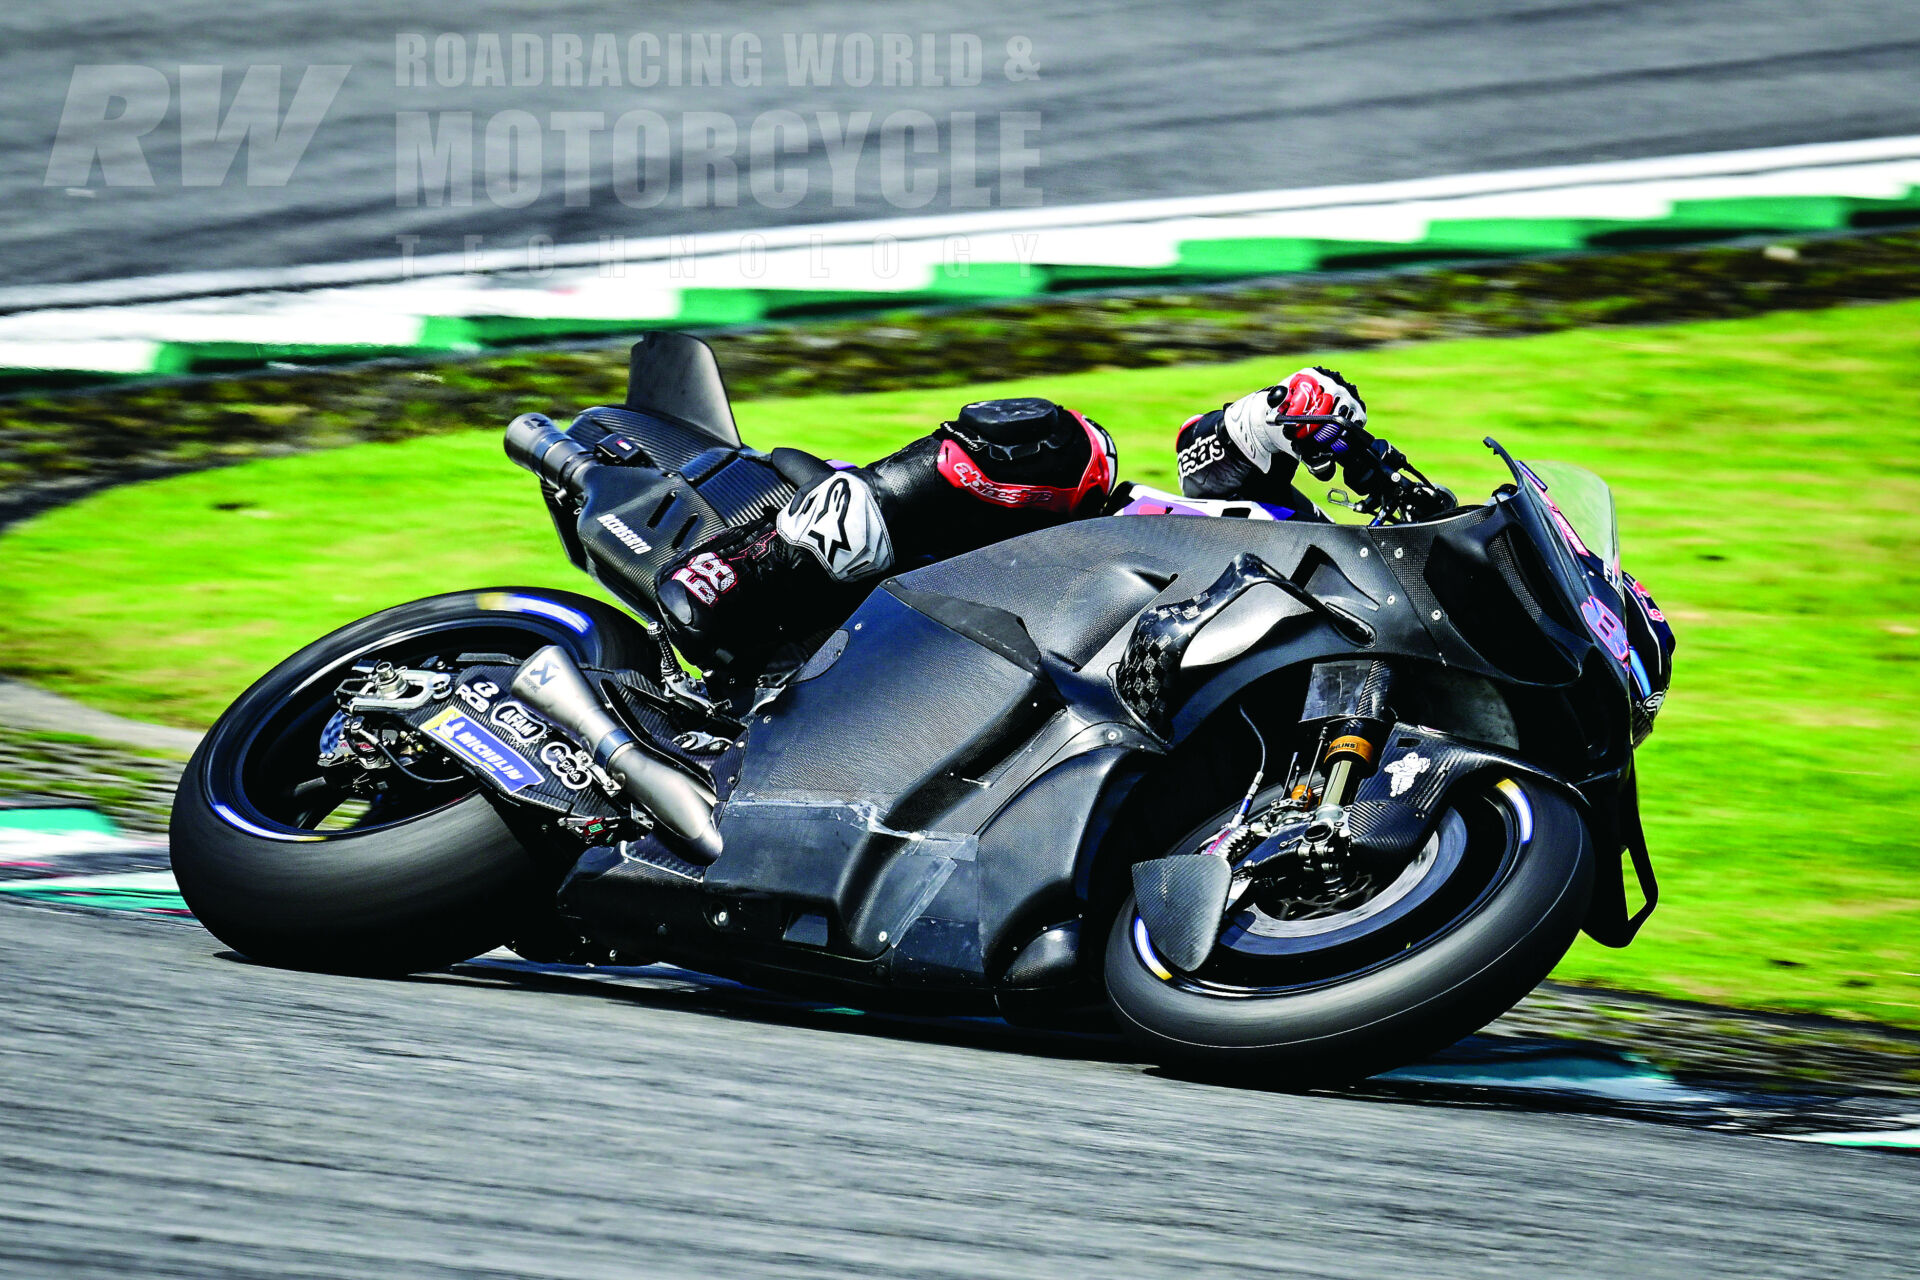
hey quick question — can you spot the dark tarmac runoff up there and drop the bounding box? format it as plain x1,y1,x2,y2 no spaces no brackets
3,0,1920,286
3,905,1916,1280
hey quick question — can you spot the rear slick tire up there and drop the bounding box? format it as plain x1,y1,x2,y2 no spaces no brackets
1103,775,1593,1084
170,588,651,975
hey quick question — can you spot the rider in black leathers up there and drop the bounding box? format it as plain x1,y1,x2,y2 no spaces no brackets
656,366,1383,667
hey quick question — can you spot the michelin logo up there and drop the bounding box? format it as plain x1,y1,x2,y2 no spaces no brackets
1384,752,1430,798
422,707,543,792
597,512,652,555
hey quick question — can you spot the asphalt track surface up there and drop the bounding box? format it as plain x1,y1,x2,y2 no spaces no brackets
6,0,1920,285
5,904,1917,1279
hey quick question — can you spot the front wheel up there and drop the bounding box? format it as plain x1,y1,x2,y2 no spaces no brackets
171,588,652,974
1104,774,1593,1082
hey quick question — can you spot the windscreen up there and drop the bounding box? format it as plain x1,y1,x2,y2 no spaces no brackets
1520,459,1621,589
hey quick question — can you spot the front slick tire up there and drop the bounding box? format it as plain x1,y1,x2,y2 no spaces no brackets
171,588,649,975
1104,776,1593,1084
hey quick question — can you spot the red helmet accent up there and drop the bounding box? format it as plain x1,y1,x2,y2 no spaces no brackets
1069,410,1117,510
935,410,1115,514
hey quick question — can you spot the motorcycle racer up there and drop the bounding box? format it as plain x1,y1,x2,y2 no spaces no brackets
657,367,1389,666
176,340,1675,1072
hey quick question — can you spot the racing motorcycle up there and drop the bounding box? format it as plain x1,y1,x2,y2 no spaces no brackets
171,332,1674,1082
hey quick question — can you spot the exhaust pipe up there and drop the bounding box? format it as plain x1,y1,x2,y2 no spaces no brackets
504,412,597,499
510,645,723,861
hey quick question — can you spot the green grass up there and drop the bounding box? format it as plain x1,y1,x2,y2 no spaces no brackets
0,725,184,834
4,301,1918,1026
13,228,1920,516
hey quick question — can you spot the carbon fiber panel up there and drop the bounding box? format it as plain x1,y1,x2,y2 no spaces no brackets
571,405,714,471
1346,722,1560,861
736,590,1042,802
696,455,795,530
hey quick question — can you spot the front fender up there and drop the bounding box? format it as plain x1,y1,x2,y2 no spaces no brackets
1342,723,1583,865
1331,725,1657,950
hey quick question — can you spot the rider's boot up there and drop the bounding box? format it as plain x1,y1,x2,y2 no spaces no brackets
655,512,858,668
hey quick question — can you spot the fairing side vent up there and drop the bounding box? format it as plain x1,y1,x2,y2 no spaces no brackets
1486,526,1544,616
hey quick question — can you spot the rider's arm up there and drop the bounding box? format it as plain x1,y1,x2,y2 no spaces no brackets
1183,367,1453,521
1178,367,1368,503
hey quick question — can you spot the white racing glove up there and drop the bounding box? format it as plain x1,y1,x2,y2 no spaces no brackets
1221,367,1369,478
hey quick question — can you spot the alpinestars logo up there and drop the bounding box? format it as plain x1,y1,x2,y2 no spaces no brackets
776,471,893,581
1177,433,1226,479
596,512,652,555
800,476,854,566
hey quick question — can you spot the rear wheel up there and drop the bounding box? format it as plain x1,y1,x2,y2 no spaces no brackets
170,588,651,974
1103,774,1592,1082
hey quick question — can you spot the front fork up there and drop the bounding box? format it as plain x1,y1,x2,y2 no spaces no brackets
1298,659,1395,852
1134,659,1400,971
1218,659,1394,912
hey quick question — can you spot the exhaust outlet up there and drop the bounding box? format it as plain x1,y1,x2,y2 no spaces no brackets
504,412,597,499
510,645,723,861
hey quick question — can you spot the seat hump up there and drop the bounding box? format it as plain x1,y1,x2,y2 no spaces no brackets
625,332,741,448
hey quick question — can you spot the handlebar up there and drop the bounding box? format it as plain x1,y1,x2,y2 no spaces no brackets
1299,425,1454,523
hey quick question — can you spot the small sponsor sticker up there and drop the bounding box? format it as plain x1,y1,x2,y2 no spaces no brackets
1385,752,1430,798
487,699,547,746
540,741,596,791
422,707,543,792
454,679,499,713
